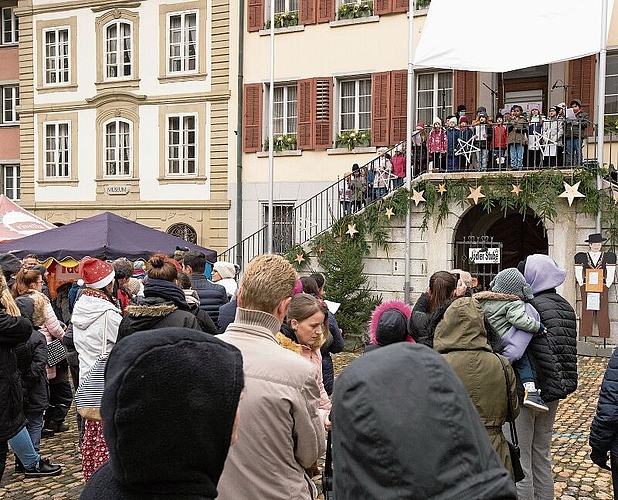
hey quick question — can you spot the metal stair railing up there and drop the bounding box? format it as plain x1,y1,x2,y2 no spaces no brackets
219,121,618,268
219,139,414,267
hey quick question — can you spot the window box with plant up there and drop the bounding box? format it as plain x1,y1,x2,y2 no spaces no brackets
264,11,299,29
337,1,373,20
336,129,371,150
263,134,298,152
416,0,431,9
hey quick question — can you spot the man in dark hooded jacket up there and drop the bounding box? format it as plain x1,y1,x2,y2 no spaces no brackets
80,327,244,500
332,343,517,499
505,254,577,500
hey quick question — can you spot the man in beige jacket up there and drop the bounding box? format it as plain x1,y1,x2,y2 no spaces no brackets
217,254,325,500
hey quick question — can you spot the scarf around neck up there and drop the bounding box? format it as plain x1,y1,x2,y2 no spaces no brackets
144,278,190,311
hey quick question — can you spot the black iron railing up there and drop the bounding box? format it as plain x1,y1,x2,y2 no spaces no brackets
220,120,618,268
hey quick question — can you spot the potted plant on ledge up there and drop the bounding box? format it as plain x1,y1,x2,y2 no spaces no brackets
337,0,373,20
336,129,371,151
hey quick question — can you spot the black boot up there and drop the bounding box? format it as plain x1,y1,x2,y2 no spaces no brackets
24,458,62,478
0,447,7,482
14,456,24,473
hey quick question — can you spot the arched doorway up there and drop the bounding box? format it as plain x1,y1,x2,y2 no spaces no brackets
454,205,548,290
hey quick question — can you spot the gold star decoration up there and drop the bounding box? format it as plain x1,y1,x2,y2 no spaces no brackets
318,246,324,254
295,253,305,265
467,185,486,205
385,207,395,219
511,184,522,196
558,181,585,206
411,189,426,206
346,224,359,238
438,183,447,195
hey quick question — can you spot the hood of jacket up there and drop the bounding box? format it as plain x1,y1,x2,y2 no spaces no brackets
369,300,412,346
123,297,179,333
517,254,567,294
332,343,516,500
100,327,244,498
433,297,491,354
71,293,120,330
14,291,47,329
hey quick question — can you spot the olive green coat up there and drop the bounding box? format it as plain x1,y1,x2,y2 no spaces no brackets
433,297,520,480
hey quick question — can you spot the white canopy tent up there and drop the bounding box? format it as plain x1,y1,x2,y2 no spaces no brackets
413,0,614,73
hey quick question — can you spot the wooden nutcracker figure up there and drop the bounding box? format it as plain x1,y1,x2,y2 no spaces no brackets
574,233,616,337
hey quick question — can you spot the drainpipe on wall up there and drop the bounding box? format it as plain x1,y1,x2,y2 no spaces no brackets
236,1,245,268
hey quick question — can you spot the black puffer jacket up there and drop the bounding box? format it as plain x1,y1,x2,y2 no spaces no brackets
0,307,33,442
517,255,577,402
590,348,618,456
14,293,50,413
190,275,228,325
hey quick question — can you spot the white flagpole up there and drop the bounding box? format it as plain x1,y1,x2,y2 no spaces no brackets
267,0,275,253
596,0,608,233
404,0,415,304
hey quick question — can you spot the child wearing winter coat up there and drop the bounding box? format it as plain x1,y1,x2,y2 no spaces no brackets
491,114,508,169
427,117,446,172
474,267,549,412
473,112,493,171
445,117,461,172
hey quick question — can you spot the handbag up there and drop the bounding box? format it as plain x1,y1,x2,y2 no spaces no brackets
47,338,68,366
75,312,110,422
495,353,526,483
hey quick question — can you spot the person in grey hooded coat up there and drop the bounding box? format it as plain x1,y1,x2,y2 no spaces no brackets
332,343,517,499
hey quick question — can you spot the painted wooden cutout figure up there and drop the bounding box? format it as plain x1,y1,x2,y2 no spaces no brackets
575,233,616,337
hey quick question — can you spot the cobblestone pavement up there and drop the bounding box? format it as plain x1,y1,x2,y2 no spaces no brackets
0,354,613,499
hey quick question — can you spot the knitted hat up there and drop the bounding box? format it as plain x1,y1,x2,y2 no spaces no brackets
214,261,236,280
292,279,303,296
433,116,442,126
490,268,533,301
570,99,581,107
459,116,469,124
79,256,115,289
416,122,425,129
0,253,23,281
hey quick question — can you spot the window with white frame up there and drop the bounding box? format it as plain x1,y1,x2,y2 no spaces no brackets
274,0,299,13
44,122,70,178
105,20,132,79
339,78,371,133
1,7,18,45
167,11,197,74
2,86,19,124
1,165,20,200
104,119,132,176
271,84,297,137
416,71,453,127
606,53,618,130
44,27,70,85
167,114,197,175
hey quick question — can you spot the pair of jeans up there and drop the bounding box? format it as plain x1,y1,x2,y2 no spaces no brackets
24,411,44,452
476,149,488,171
509,143,524,169
513,352,534,384
8,426,40,470
565,137,582,166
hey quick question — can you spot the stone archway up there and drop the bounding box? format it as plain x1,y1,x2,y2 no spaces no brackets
453,205,548,289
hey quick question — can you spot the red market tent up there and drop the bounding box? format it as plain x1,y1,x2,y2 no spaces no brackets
0,195,56,243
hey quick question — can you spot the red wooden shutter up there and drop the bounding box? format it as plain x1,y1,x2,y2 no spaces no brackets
314,78,333,150
390,70,407,144
393,0,408,13
243,83,263,152
247,0,264,32
453,70,477,119
299,0,317,25
568,55,596,136
317,0,335,22
374,0,393,15
372,72,391,146
297,79,315,150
